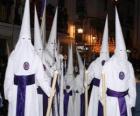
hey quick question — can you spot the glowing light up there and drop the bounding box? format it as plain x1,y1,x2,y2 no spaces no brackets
92,36,96,40
77,28,83,34
69,24,75,38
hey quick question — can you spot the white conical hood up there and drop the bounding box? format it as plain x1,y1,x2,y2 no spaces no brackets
13,0,35,72
34,6,43,58
46,7,58,53
115,7,127,60
66,44,74,76
64,45,74,93
41,0,47,49
100,15,109,60
19,0,31,39
14,0,33,51
43,7,58,71
76,50,84,73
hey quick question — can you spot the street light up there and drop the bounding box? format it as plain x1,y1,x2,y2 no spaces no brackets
77,28,83,34
92,36,96,40
69,24,75,38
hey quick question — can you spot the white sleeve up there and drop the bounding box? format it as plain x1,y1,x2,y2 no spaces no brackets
36,57,51,97
4,56,14,100
128,63,136,108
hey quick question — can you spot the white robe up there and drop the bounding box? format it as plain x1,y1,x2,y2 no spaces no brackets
87,57,105,116
55,54,64,116
64,75,75,116
99,55,136,116
73,73,84,116
43,50,58,116
37,51,52,116
4,41,51,116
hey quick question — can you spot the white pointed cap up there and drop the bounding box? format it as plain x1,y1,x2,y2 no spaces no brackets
46,7,58,51
100,15,109,59
115,7,127,60
66,44,74,76
19,0,31,39
76,50,84,73
40,0,47,49
34,6,43,57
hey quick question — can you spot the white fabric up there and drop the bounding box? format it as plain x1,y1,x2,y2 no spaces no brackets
73,51,84,116
45,8,58,116
88,58,104,116
100,15,109,59
99,56,136,116
43,51,54,85
34,6,51,116
55,49,64,116
34,4,51,86
59,55,64,116
4,1,51,116
66,45,74,76
64,45,74,93
64,71,75,116
34,6,43,58
115,7,127,60
53,49,64,116
45,7,58,57
98,8,136,116
73,74,84,116
88,15,109,116
38,94,43,116
44,8,58,78
76,50,84,73
4,51,51,116
64,45,75,116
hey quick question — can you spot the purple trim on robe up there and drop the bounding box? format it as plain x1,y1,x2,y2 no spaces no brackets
64,90,73,116
91,78,100,87
80,93,85,116
37,86,48,116
107,88,128,116
14,74,35,116
98,101,103,116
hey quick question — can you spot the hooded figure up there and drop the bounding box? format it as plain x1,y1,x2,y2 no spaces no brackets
34,6,51,116
64,45,75,116
44,8,58,83
99,7,136,116
55,41,64,116
73,50,85,116
4,0,51,116
43,8,59,116
88,15,109,116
